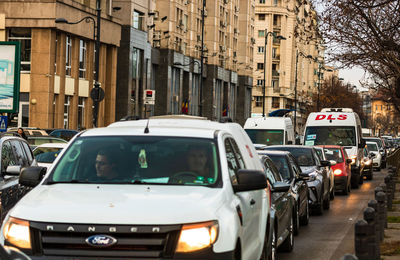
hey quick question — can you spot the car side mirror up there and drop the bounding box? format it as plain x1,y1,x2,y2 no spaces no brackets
233,169,268,193
19,166,47,187
320,160,331,167
346,159,352,164
4,165,21,176
329,160,337,166
271,181,290,193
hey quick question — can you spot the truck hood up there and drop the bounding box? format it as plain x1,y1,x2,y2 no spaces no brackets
9,184,226,225
344,146,357,157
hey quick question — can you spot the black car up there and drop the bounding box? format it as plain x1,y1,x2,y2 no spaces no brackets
259,154,293,257
0,135,37,222
258,150,309,235
263,145,331,215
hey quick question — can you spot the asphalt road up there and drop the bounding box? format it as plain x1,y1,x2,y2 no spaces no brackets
278,168,388,260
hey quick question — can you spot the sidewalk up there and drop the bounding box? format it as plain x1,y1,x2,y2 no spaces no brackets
381,174,400,259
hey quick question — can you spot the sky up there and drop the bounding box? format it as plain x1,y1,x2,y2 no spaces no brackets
339,67,366,89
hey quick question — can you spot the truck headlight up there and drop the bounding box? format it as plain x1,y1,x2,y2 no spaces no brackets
176,221,218,253
3,217,31,249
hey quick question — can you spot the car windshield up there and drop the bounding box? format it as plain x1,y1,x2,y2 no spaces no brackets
245,129,284,145
268,155,292,180
47,136,220,186
367,143,378,152
266,147,315,166
304,126,356,146
33,147,64,163
323,148,344,163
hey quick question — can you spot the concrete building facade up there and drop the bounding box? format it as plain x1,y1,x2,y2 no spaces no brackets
252,0,323,132
0,0,121,129
149,0,255,124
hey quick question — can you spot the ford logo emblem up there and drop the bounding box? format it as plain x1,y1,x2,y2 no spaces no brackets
85,235,117,247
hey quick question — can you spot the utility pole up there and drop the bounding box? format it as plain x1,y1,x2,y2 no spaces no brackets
199,0,205,116
92,0,102,127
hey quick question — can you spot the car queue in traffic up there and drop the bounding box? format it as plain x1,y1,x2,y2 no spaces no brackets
0,110,396,260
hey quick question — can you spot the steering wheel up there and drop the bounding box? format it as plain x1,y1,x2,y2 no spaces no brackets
169,171,199,183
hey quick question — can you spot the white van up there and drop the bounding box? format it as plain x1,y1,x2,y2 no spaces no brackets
1,117,274,260
244,117,295,146
304,108,365,188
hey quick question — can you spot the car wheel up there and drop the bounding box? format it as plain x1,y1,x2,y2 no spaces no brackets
314,191,324,215
293,206,300,236
299,199,309,226
351,173,360,189
267,229,276,260
323,191,330,210
342,179,349,195
280,217,294,252
330,183,335,200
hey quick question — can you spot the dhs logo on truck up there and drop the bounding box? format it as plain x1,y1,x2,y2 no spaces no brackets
315,114,347,121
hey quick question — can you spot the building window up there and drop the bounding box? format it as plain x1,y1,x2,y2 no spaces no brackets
8,28,31,73
257,79,264,86
258,46,264,53
272,97,280,108
272,79,279,88
133,10,144,30
66,36,72,76
259,0,265,3
255,96,263,107
78,97,85,130
79,40,87,79
258,14,265,20
258,30,265,37
272,48,277,58
64,96,70,129
257,63,264,70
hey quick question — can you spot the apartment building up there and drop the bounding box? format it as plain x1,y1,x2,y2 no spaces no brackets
371,94,399,136
0,0,121,129
115,0,158,120
152,0,255,123
252,0,323,132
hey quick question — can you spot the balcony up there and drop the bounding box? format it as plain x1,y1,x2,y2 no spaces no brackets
272,70,280,77
272,55,280,61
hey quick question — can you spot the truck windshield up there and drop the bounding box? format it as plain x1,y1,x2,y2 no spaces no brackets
47,136,220,187
245,129,284,145
304,126,356,146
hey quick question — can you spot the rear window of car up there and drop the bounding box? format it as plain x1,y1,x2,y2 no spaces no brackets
265,147,315,166
323,148,344,163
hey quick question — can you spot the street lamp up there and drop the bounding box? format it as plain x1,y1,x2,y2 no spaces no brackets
262,31,286,117
294,50,313,133
55,0,102,127
199,0,206,116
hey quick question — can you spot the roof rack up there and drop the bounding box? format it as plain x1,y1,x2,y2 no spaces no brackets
320,108,354,113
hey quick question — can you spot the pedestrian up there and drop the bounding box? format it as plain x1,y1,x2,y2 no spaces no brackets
17,128,28,140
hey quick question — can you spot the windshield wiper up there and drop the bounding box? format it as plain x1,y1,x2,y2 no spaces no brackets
47,179,89,184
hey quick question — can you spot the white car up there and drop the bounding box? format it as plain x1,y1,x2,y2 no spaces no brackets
33,143,68,169
1,116,272,259
366,141,382,170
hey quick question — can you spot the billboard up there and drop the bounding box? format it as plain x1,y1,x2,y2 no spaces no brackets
0,42,20,113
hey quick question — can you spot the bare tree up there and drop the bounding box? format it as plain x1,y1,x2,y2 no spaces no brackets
314,0,400,113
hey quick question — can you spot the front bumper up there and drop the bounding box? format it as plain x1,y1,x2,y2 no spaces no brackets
29,248,235,260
